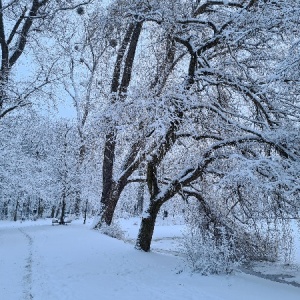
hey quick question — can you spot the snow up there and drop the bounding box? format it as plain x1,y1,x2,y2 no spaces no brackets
0,219,300,300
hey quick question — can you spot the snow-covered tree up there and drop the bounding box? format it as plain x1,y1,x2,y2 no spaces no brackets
0,0,93,120
135,0,300,252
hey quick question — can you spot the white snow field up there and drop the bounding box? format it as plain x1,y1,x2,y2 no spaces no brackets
0,219,300,300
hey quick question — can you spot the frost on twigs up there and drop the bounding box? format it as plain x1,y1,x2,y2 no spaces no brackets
182,208,296,275
182,223,241,275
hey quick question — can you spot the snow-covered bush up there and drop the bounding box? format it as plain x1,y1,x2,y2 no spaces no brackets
182,200,296,275
182,221,240,275
99,221,125,240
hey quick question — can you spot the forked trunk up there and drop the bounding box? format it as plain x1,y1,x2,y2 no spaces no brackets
96,22,143,227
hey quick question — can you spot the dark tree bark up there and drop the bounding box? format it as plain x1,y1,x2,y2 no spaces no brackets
55,205,60,218
83,200,88,224
1,200,9,219
74,192,81,218
95,21,143,227
100,131,117,212
51,205,56,218
13,200,19,222
100,182,123,225
37,198,43,218
59,190,66,225
135,200,163,252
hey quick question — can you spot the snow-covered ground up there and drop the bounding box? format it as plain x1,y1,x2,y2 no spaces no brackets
0,218,300,300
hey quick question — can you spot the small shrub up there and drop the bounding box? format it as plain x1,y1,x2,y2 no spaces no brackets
182,210,295,275
100,221,125,240
182,224,240,275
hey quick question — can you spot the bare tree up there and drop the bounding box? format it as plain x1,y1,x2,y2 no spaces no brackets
0,0,92,120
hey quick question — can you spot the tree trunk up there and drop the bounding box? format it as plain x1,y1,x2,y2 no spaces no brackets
13,200,19,222
99,180,126,226
74,141,86,218
2,200,9,219
37,198,43,218
96,22,143,227
135,182,144,216
51,205,55,218
135,200,162,252
100,189,120,226
83,200,88,225
59,191,66,225
100,131,116,210
55,205,60,218
74,191,81,218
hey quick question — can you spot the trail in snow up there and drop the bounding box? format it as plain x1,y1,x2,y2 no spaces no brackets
18,228,33,300
0,227,28,299
0,220,300,300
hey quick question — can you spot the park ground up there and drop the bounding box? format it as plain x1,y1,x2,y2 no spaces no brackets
0,217,300,300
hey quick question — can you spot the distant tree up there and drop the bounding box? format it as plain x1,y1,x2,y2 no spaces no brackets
57,4,111,218
0,112,53,220
0,0,95,221
44,121,79,224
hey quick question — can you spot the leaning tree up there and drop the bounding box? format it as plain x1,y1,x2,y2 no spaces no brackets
135,0,300,251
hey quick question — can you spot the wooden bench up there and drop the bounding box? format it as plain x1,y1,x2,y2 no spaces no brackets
52,218,59,225
52,218,72,225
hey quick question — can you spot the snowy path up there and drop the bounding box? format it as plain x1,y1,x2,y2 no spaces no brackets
0,227,32,299
1,222,300,300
